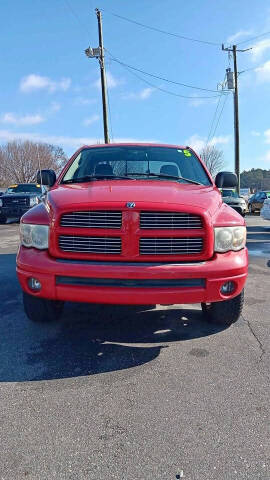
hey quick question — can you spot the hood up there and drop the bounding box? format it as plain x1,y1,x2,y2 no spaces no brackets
48,180,221,216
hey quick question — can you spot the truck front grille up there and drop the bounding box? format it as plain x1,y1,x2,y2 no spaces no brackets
3,197,29,206
56,210,207,259
59,235,121,254
140,211,202,229
60,211,122,229
140,237,203,255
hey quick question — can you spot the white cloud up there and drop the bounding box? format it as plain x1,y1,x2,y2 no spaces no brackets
264,129,270,143
255,60,270,83
251,39,270,61
73,97,97,106
20,74,71,93
49,102,61,112
189,98,205,108
140,87,154,99
251,130,261,137
262,150,270,162
0,129,158,151
185,134,230,152
122,87,155,100
93,72,121,89
0,112,45,126
82,114,100,126
210,136,230,146
227,30,253,44
189,96,219,108
106,72,120,88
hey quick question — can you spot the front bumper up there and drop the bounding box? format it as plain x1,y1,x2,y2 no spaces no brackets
0,206,30,218
16,247,248,305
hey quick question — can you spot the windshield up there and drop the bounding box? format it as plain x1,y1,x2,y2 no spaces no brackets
6,184,42,194
62,146,211,186
222,190,238,198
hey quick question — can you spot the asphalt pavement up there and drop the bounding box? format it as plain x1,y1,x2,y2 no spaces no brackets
0,215,269,479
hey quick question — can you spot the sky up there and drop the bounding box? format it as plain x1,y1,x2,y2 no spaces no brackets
1,0,270,172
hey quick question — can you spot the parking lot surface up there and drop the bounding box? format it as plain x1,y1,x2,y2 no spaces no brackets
0,215,269,479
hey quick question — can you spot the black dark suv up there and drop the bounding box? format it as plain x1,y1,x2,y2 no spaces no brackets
0,183,47,223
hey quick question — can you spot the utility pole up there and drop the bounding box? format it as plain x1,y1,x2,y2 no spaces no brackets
233,45,240,195
85,9,110,144
222,44,251,195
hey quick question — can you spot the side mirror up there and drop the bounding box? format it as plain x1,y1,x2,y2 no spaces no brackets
215,171,238,189
37,169,56,187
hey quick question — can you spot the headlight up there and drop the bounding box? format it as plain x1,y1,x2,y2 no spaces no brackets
20,223,49,250
214,226,246,253
30,196,39,206
0,198,2,207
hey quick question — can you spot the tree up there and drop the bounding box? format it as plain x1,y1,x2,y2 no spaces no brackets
240,168,270,190
0,140,67,186
199,145,225,177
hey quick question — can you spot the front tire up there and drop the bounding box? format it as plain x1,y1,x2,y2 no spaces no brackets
23,292,64,322
201,290,244,327
0,215,7,224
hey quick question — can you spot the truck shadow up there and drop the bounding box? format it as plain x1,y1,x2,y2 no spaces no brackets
1,254,225,383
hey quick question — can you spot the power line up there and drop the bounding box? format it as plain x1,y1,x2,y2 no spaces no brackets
62,0,91,39
62,2,228,98
106,71,114,141
239,60,268,74
237,30,270,46
206,73,227,145
206,95,223,146
208,94,229,145
101,9,221,46
106,50,226,93
111,57,226,99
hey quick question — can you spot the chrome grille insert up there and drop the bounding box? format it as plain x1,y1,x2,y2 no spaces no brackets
59,236,121,254
140,237,203,255
140,211,202,229
60,211,122,229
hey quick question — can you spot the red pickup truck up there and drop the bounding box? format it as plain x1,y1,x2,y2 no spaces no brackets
17,143,248,326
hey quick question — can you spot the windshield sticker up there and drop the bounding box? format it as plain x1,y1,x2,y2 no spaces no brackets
183,149,192,157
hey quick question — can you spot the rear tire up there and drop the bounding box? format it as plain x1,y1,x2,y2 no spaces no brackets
201,290,244,327
23,292,64,322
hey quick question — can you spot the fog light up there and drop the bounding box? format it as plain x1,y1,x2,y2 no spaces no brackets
220,281,235,295
28,277,42,291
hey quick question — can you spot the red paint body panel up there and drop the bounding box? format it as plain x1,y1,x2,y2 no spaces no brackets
17,143,248,307
17,247,248,304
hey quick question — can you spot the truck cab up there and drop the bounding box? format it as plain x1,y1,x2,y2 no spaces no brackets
16,143,248,326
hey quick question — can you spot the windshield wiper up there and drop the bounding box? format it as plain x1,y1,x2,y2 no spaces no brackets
62,175,135,184
62,173,202,186
126,172,202,185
